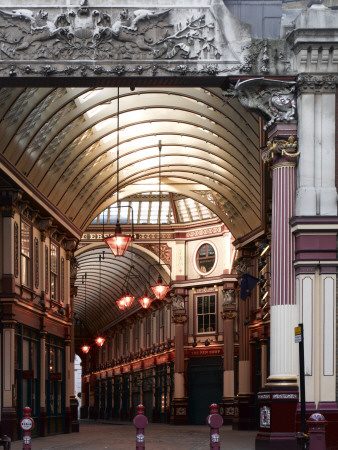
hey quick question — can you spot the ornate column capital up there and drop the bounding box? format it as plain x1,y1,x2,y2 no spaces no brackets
172,313,187,324
221,311,237,320
262,136,300,167
297,74,337,94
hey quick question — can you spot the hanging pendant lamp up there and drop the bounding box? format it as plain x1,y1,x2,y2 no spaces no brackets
104,87,132,257
151,274,170,300
95,336,105,347
95,252,105,347
150,141,170,300
81,273,90,354
138,292,153,309
81,344,90,354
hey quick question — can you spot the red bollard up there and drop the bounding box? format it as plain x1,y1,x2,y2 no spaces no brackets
20,407,34,450
206,403,223,450
133,404,148,450
307,413,327,450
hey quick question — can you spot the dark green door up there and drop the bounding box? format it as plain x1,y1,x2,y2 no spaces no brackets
188,357,223,425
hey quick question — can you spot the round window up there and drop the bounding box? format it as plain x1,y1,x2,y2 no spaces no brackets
196,243,216,273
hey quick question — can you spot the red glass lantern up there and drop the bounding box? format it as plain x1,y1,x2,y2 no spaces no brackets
81,344,90,354
95,336,105,347
104,224,132,257
116,297,127,311
150,275,170,300
123,293,135,308
138,294,152,309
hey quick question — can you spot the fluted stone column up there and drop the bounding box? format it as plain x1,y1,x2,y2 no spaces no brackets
256,124,299,450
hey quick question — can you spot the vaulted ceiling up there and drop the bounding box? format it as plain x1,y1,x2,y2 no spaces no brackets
0,86,260,235
0,85,261,333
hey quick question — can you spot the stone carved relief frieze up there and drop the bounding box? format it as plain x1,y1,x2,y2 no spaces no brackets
0,2,297,78
0,5,222,64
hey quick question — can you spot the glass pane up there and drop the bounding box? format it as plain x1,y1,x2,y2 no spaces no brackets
198,316,204,333
139,202,149,224
160,201,170,223
50,382,55,414
21,222,30,257
203,296,209,314
109,206,118,224
149,201,159,224
207,245,215,256
98,209,108,225
210,315,215,331
119,202,129,225
199,245,206,258
186,198,200,220
131,202,139,224
23,340,29,370
197,297,202,314
210,295,215,313
51,244,57,274
205,315,211,331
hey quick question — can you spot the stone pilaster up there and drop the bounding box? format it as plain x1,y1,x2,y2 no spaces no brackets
233,289,255,431
296,74,337,217
1,322,17,441
170,309,188,425
39,331,48,436
220,305,237,425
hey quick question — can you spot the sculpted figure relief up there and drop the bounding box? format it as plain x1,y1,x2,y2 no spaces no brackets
222,289,235,306
170,293,185,311
224,78,297,128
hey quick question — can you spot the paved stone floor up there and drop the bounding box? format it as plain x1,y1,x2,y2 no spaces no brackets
11,421,256,449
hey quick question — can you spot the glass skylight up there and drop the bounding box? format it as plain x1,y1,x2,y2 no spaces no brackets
90,193,216,225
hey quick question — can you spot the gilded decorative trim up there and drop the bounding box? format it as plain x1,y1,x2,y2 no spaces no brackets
262,136,299,165
221,311,237,320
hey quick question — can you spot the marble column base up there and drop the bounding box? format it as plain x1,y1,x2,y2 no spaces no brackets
170,398,189,425
232,394,256,430
219,397,235,425
255,381,298,450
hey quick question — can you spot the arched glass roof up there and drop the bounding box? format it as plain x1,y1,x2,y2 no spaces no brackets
90,192,216,225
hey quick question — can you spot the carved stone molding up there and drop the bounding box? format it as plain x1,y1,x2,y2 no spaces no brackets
297,74,337,94
262,136,299,166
